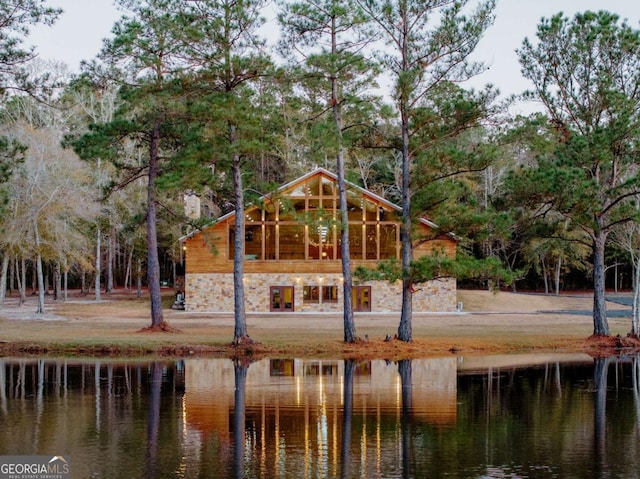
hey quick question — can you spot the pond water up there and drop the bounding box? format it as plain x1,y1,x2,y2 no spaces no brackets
1,354,640,479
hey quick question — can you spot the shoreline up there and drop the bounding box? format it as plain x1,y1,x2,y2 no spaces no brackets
0,289,638,360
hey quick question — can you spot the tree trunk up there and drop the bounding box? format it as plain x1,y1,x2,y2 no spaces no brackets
8,257,13,295
95,226,101,301
44,265,50,296
137,259,142,299
53,262,61,301
171,255,176,290
19,259,26,305
106,231,114,293
15,259,24,306
592,230,610,336
34,223,45,315
331,45,356,343
231,130,249,344
31,264,36,295
632,253,640,337
339,164,357,342
542,260,549,295
398,108,413,342
0,255,9,305
554,257,561,296
146,121,165,328
125,247,133,291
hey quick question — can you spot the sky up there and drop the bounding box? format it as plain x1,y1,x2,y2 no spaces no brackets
26,0,640,114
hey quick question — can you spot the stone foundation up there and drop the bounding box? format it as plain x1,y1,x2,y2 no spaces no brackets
185,273,456,313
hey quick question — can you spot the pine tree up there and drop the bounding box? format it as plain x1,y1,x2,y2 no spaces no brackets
517,11,640,336
361,0,496,341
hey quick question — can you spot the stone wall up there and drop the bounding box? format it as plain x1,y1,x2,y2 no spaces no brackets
185,273,456,313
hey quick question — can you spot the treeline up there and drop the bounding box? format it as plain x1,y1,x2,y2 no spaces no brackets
1,1,640,339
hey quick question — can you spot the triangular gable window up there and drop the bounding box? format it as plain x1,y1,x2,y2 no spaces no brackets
228,173,401,261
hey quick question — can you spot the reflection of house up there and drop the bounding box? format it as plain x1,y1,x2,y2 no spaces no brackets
184,358,457,439
180,168,457,313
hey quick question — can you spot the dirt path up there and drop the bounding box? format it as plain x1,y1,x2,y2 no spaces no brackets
0,289,636,359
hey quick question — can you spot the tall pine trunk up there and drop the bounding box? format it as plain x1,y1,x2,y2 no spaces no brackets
592,229,610,336
398,105,413,342
330,35,356,343
338,157,356,342
146,121,165,328
231,125,249,344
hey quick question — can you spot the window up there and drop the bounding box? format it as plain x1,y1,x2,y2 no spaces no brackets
270,286,294,312
226,175,405,261
303,286,319,303
279,225,305,259
270,359,295,377
304,285,338,303
322,285,338,303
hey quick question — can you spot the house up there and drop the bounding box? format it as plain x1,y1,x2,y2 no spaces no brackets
180,168,457,313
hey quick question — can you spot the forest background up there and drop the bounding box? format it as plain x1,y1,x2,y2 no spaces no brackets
2,0,640,344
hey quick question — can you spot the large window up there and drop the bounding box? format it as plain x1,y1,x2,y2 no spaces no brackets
228,174,402,261
303,285,338,304
279,225,305,259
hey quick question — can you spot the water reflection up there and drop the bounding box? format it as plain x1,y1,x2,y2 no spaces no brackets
1,355,640,478
146,362,163,479
341,359,354,479
234,360,249,479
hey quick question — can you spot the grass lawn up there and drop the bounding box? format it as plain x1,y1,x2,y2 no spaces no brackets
0,289,636,359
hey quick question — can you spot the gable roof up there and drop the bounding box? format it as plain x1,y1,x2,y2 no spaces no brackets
180,167,445,241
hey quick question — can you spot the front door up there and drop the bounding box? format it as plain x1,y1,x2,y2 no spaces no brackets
270,286,295,312
352,286,371,312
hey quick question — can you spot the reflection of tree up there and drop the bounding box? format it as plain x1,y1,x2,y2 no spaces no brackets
145,362,163,479
0,360,6,414
234,359,250,479
634,356,640,430
593,357,610,477
544,362,562,395
341,359,356,479
398,359,412,479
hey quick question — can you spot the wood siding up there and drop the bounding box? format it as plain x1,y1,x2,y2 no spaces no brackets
184,220,456,275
